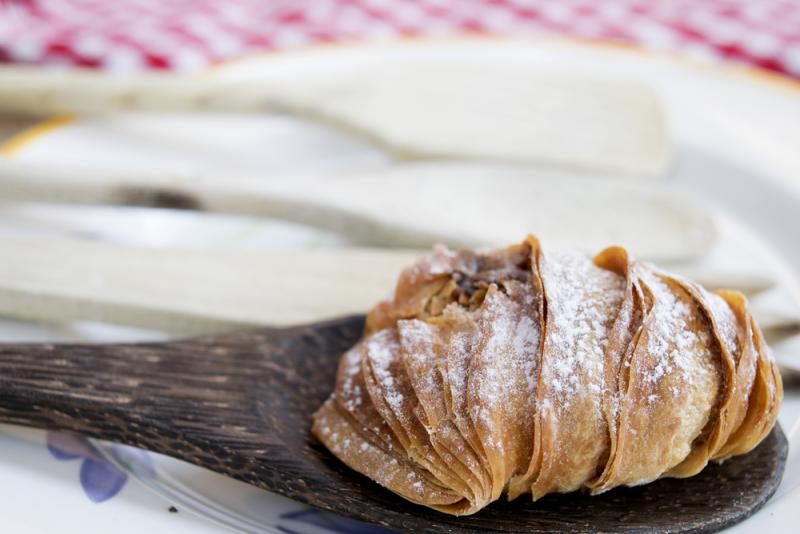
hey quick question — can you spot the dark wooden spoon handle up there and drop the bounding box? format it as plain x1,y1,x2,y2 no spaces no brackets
0,315,365,494
0,336,263,462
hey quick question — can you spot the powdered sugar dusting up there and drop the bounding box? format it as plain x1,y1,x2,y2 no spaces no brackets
443,314,473,418
398,320,442,405
398,317,490,494
339,346,364,412
365,329,407,417
640,273,709,388
469,284,540,454
540,249,624,410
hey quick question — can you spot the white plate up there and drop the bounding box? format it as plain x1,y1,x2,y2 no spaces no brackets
1,37,800,533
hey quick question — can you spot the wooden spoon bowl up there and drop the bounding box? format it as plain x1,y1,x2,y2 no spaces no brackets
0,315,786,533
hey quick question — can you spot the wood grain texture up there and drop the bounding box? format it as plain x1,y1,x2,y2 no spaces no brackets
0,62,668,175
0,161,706,261
0,235,418,334
0,315,786,533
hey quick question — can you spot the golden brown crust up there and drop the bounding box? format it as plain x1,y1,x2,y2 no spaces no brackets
312,236,782,515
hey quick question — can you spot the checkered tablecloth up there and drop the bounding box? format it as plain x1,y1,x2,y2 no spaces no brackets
1,0,799,77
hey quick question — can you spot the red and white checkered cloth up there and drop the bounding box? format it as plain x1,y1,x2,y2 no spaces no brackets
1,0,800,77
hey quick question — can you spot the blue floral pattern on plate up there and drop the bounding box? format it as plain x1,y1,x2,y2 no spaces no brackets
46,431,152,503
47,431,394,531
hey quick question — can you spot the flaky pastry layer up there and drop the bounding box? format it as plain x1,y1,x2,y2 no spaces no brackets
313,236,782,515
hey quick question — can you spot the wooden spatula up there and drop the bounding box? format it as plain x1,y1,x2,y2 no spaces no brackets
0,161,712,261
0,61,668,175
0,315,787,533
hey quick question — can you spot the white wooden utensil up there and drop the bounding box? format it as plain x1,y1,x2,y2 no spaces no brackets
0,161,712,262
0,235,784,336
0,235,414,334
0,63,669,175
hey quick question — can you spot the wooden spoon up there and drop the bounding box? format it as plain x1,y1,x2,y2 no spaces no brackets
0,315,787,533
0,61,668,175
0,161,713,261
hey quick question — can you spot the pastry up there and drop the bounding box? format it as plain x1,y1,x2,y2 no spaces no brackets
312,235,782,515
